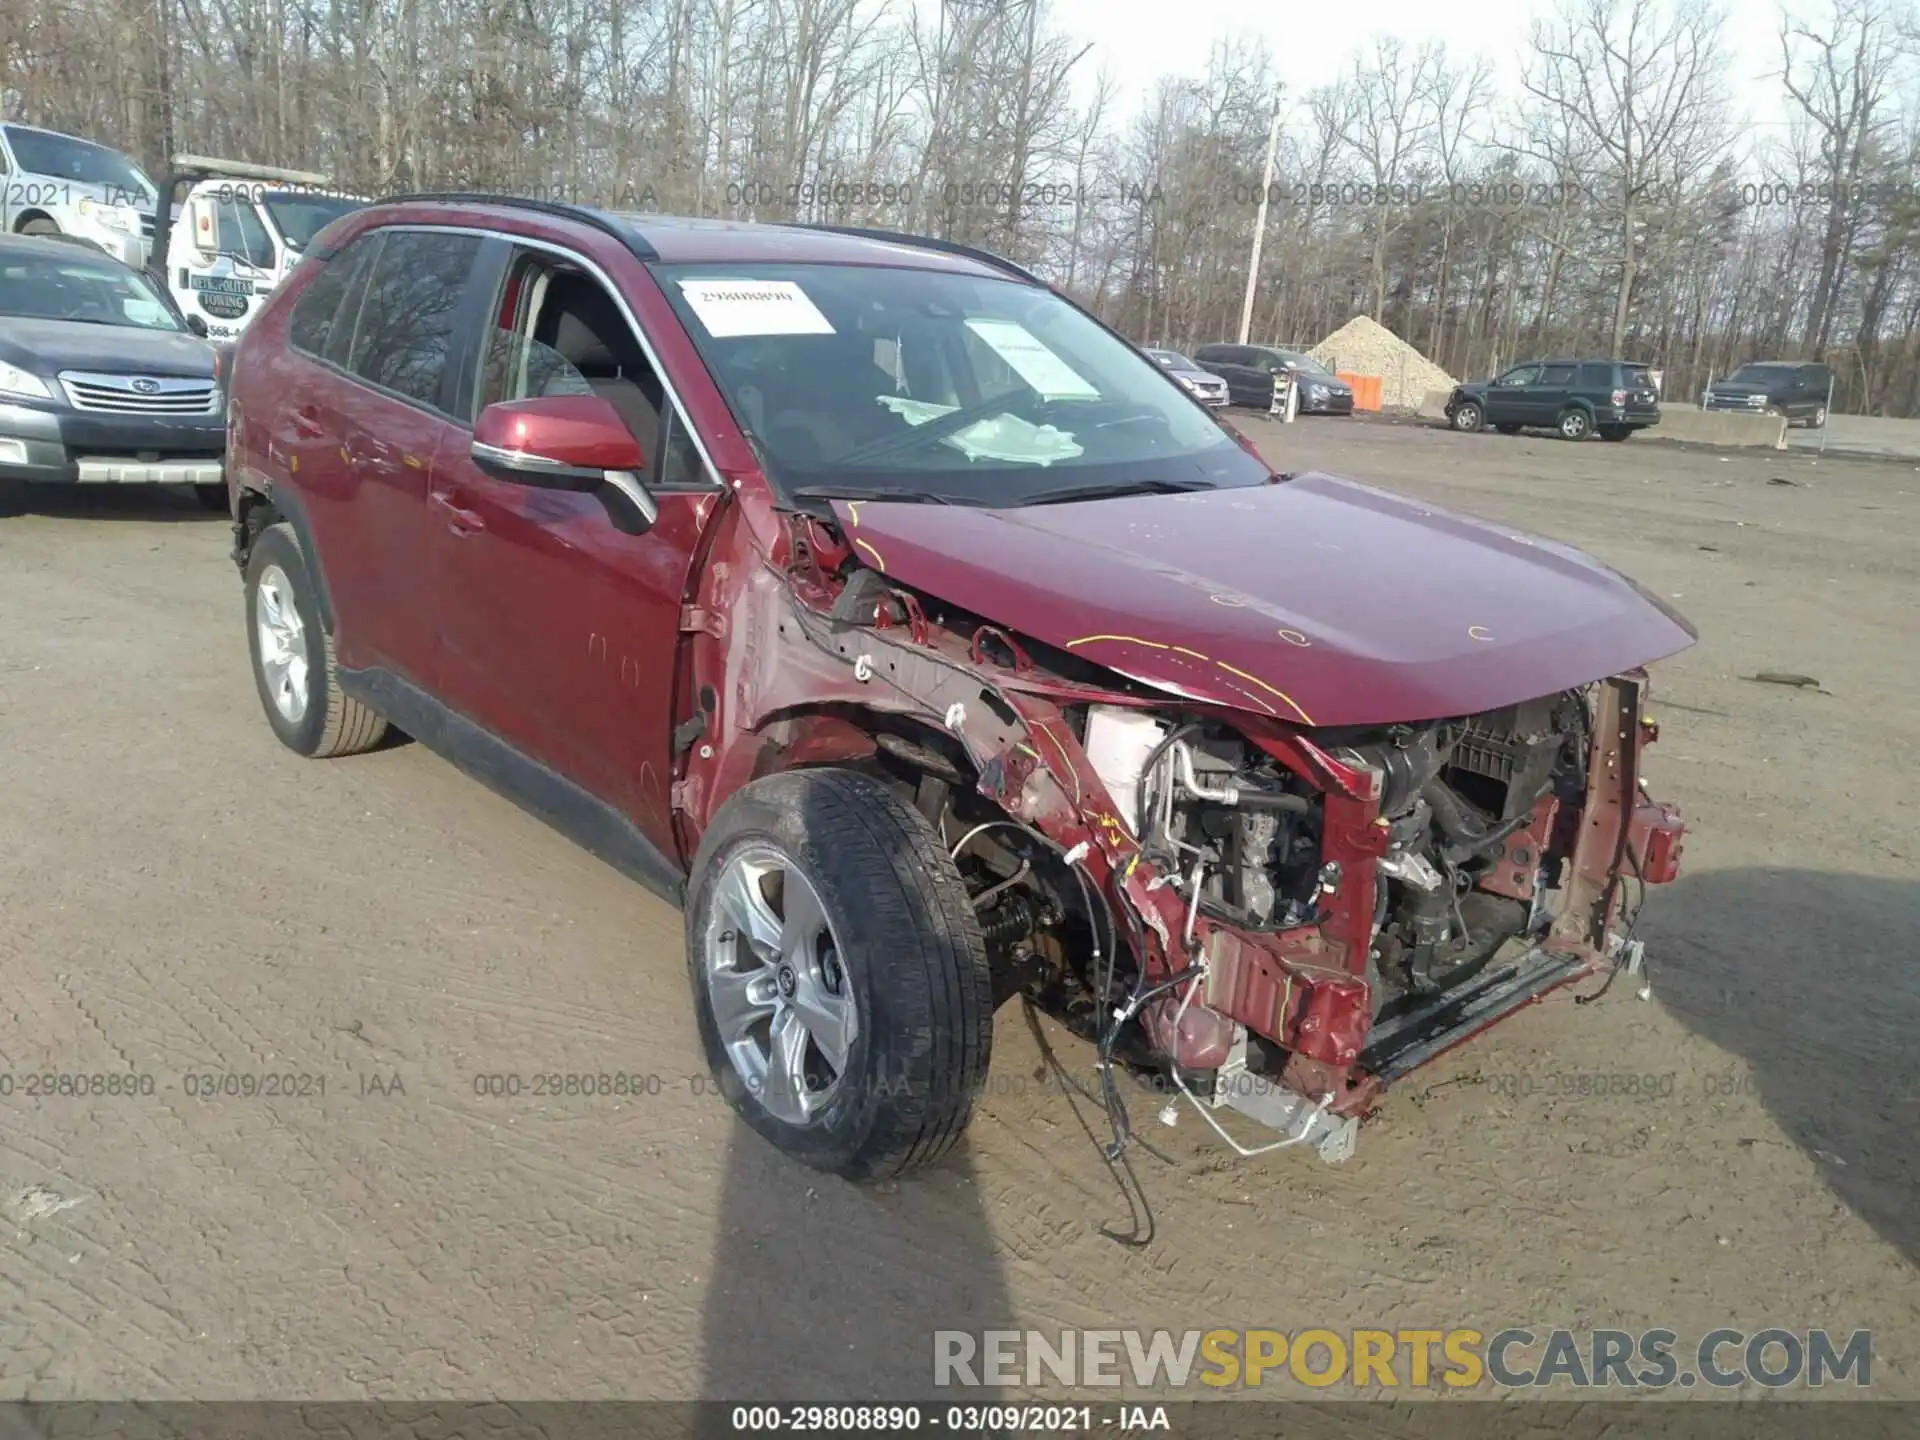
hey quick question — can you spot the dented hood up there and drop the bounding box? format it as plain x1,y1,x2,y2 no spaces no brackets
832,473,1696,728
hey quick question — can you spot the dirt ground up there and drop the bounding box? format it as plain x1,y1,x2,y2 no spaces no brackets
0,416,1916,1407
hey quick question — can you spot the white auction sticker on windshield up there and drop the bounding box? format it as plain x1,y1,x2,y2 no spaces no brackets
963,318,1099,399
677,279,835,337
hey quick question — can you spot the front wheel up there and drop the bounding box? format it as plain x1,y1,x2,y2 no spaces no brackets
1807,404,1828,429
1451,401,1484,432
686,768,993,1180
1558,407,1592,440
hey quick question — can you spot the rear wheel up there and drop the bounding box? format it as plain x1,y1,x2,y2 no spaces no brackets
1597,425,1631,442
1451,401,1484,433
686,768,993,1180
1558,407,1592,440
245,522,389,758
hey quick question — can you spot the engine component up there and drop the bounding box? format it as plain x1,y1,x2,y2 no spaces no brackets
1083,706,1169,838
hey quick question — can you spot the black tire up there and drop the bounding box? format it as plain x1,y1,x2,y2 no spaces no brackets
193,482,229,512
244,522,388,758
17,217,58,236
1808,404,1828,429
1557,407,1592,440
685,768,993,1180
1598,426,1631,442
1451,401,1484,433
1493,422,1522,435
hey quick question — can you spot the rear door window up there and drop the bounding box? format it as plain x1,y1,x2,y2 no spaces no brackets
344,228,484,412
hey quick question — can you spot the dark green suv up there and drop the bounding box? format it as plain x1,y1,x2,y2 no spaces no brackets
1445,359,1661,441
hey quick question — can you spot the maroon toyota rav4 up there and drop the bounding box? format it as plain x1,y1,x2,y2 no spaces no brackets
223,196,1694,1180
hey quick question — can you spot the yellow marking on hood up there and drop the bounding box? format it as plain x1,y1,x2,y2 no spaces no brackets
1170,644,1212,660
845,501,864,526
404,454,425,470
1467,625,1495,642
851,537,886,573
1065,633,1171,651
1213,661,1314,725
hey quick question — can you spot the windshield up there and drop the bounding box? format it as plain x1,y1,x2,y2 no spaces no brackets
656,262,1266,505
3,128,154,202
0,248,182,330
262,193,364,250
1282,351,1333,377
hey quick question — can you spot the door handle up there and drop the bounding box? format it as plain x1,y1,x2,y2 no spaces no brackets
430,491,485,535
290,405,324,438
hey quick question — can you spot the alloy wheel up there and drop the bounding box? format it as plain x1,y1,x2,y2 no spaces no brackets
254,563,311,724
704,844,857,1124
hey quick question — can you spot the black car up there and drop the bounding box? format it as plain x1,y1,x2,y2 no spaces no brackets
1703,361,1832,428
0,233,227,507
1193,343,1355,414
1271,349,1355,415
1141,346,1230,408
1445,358,1660,441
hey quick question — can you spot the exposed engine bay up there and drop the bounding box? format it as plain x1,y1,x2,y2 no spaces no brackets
928,687,1636,1132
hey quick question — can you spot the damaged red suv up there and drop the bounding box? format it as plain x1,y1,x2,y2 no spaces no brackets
223,196,1694,1179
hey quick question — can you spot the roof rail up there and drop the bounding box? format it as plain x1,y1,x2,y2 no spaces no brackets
776,223,1042,285
377,192,659,261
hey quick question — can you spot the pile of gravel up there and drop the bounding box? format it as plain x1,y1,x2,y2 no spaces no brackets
1309,315,1456,409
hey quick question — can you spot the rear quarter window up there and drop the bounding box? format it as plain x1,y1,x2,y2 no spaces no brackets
287,233,378,359
1578,363,1612,387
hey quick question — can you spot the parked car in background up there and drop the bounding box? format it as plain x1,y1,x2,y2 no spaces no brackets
1191,343,1291,410
1270,349,1354,415
222,197,1692,1184
0,124,159,270
1446,359,1660,441
1141,346,1229,407
1703,361,1832,428
0,233,226,507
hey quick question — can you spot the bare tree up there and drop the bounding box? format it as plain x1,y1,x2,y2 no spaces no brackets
1523,0,1730,355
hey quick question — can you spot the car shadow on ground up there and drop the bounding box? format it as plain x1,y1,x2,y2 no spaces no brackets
1642,867,1920,1265
0,482,225,522
696,1126,1012,1416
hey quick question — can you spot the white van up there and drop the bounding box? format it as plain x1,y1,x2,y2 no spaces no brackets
0,124,158,267
153,157,368,340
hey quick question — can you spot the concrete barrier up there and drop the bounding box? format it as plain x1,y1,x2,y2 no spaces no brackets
1654,406,1789,449
1417,388,1453,420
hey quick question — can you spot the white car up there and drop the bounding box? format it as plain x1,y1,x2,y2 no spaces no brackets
0,124,158,269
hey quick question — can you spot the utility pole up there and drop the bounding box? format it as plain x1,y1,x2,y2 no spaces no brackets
1237,100,1283,345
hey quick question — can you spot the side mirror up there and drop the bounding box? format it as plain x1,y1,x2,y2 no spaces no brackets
472,395,658,535
185,314,209,338
186,194,220,258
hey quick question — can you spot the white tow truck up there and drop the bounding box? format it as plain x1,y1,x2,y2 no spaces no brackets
148,156,369,340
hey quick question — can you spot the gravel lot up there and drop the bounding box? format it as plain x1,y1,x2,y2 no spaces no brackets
1,417,1915,1406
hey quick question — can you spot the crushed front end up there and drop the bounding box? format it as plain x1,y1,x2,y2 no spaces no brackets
686,494,1690,1168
